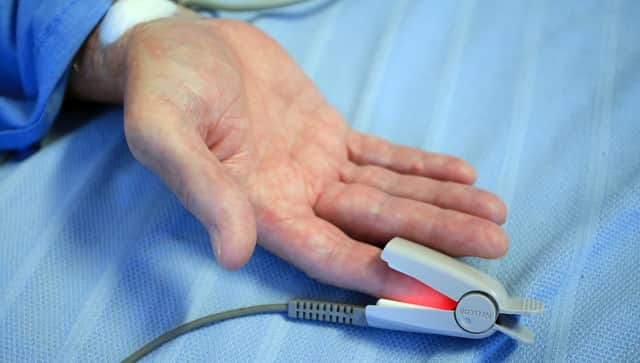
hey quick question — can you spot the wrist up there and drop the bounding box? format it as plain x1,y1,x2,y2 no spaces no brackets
69,24,131,103
69,2,199,103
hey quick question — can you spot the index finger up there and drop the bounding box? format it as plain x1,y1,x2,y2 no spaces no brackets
258,214,456,309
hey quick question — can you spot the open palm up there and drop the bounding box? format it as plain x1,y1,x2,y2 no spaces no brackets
122,18,507,304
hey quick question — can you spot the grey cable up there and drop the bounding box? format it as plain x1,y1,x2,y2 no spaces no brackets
176,0,311,11
121,300,368,363
120,303,287,363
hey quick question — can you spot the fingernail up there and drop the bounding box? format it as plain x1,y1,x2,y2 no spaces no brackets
209,227,222,261
461,164,477,183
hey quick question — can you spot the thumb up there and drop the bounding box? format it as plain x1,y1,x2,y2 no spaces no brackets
127,125,257,270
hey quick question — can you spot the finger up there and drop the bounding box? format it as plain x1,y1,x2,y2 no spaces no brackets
126,123,257,270
343,164,507,224
314,183,508,258
259,214,456,309
347,131,476,184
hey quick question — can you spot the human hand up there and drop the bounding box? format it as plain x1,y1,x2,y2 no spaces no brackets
70,16,507,306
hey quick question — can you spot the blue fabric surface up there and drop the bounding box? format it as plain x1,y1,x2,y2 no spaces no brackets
0,0,111,150
1,0,640,361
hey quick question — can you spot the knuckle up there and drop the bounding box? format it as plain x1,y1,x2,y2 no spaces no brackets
379,140,394,166
369,193,387,225
409,158,426,174
305,239,341,283
359,166,390,189
318,243,341,273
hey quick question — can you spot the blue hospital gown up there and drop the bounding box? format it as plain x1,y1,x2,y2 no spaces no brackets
0,0,110,150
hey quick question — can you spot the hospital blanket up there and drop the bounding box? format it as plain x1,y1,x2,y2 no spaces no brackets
1,0,639,361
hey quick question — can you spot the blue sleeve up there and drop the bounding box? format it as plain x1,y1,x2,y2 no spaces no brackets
0,0,112,150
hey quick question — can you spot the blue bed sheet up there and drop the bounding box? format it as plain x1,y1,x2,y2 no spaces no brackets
1,0,639,361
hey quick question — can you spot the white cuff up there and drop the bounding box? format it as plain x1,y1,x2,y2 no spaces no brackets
99,0,178,47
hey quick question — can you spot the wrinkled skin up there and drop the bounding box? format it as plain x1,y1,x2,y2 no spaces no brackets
71,17,507,306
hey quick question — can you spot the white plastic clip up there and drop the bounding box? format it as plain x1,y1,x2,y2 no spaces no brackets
365,237,543,343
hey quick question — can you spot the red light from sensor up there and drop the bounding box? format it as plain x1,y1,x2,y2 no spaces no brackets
384,274,457,310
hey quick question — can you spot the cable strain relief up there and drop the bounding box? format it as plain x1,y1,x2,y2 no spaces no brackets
287,299,368,327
